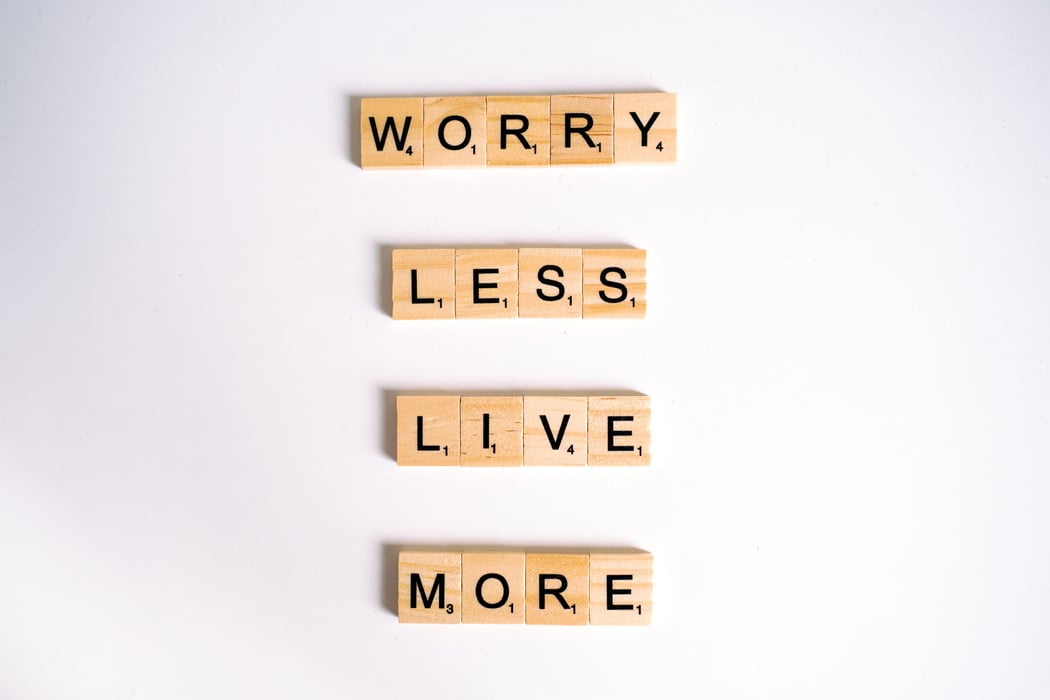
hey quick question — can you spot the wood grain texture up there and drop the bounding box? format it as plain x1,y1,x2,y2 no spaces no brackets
485,96,551,167
392,249,455,320
550,94,614,166
423,96,486,168
517,248,583,318
525,553,589,625
398,551,462,623
523,396,588,466
460,396,524,466
587,395,651,466
461,551,525,624
582,248,646,319
360,97,424,169
588,551,653,625
614,92,677,164
454,249,518,319
396,395,460,466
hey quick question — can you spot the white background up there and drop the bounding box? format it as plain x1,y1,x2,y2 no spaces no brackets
2,1,1048,698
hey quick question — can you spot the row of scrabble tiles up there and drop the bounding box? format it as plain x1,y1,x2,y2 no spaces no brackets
393,248,645,319
362,93,676,169
397,395,650,466
399,550,652,625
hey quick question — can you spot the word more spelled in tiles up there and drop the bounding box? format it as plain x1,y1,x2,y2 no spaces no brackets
391,248,644,319
396,394,650,466
361,93,675,168
398,550,653,625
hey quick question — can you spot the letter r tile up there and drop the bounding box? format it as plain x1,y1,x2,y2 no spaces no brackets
525,553,589,625
551,94,614,166
486,96,550,167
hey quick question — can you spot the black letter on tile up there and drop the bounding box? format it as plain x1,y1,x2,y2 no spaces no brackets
607,416,634,452
410,573,445,609
416,416,440,452
473,269,499,304
476,573,510,609
438,115,471,150
539,574,569,610
605,574,634,610
629,111,660,147
599,266,628,303
368,116,411,151
564,113,596,148
536,264,565,301
500,115,530,150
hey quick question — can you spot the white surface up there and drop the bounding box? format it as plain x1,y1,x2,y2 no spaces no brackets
2,2,1049,698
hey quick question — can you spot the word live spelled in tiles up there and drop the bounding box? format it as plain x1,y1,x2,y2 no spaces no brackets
398,550,653,625
396,394,650,466
392,248,645,319
361,93,676,168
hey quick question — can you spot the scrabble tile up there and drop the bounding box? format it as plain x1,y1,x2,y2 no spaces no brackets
550,94,614,166
523,396,588,466
392,249,455,320
614,92,677,164
361,97,424,169
423,96,486,168
517,248,583,319
397,395,460,466
398,551,462,623
486,96,550,167
455,249,518,319
461,396,524,466
582,248,646,319
525,553,589,625
461,551,525,624
589,552,653,625
588,395,651,466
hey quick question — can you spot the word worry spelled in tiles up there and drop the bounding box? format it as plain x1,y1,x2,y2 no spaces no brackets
392,248,645,319
396,394,650,466
398,550,653,625
361,93,676,168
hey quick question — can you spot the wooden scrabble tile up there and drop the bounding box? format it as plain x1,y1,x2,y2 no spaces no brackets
587,395,651,466
517,248,583,319
486,96,550,167
550,94,614,166
398,551,462,623
460,396,524,466
525,553,589,625
589,552,653,625
523,396,588,466
582,248,646,319
423,96,486,168
361,97,424,169
614,92,676,164
396,395,460,466
461,551,525,624
392,249,455,320
454,249,518,319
